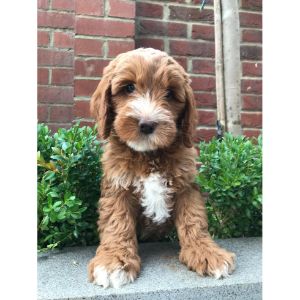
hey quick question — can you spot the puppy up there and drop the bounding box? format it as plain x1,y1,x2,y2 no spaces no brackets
88,48,235,288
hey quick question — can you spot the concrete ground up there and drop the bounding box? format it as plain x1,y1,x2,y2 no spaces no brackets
38,237,262,300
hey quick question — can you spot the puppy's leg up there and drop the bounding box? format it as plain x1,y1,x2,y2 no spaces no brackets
88,193,140,288
175,185,235,279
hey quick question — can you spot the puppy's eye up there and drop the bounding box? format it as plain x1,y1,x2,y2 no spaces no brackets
166,89,174,99
125,83,135,93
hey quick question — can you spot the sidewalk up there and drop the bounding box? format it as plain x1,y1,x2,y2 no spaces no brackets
38,237,262,300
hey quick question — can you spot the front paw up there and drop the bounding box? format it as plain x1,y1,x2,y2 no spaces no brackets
180,245,235,279
88,250,140,288
92,265,134,288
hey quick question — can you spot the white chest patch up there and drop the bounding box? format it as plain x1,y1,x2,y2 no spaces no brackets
134,173,172,224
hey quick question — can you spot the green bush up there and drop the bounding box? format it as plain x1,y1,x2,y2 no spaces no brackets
197,133,262,238
37,123,262,251
37,123,102,252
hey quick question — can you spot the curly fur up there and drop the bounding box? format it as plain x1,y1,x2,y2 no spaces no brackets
88,48,235,288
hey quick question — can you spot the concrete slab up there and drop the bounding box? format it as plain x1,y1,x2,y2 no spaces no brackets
38,237,262,300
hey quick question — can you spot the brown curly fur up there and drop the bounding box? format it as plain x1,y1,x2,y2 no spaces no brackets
88,48,235,287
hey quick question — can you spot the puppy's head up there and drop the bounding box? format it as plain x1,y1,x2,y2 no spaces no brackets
91,48,196,151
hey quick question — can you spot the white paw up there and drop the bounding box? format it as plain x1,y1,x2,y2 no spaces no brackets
93,266,134,288
212,262,233,279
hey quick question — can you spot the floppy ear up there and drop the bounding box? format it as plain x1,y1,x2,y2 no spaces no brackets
181,81,197,148
90,61,116,139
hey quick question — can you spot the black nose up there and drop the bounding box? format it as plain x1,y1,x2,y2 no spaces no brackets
139,121,157,135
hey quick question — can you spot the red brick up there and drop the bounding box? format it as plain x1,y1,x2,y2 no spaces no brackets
194,92,216,108
52,68,74,85
38,48,74,66
174,57,187,70
49,105,73,122
168,22,187,38
136,2,163,18
38,105,48,122
170,40,214,57
38,68,49,84
240,45,262,60
194,128,216,143
243,128,262,138
77,120,95,128
135,38,164,51
109,0,135,19
240,12,262,28
241,112,262,128
193,59,215,74
242,29,262,43
74,79,99,97
75,38,103,56
38,31,49,47
108,40,135,57
191,76,215,91
241,79,262,94
48,123,72,132
38,11,74,29
76,18,135,37
192,25,214,40
54,31,74,49
242,62,262,77
52,0,74,11
75,0,104,16
242,95,262,110
38,0,48,9
38,86,74,103
139,20,187,37
169,6,214,23
80,120,95,127
197,110,216,126
73,101,91,118
240,0,262,11
75,59,110,77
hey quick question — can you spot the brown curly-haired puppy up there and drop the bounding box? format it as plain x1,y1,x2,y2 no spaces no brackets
88,48,235,288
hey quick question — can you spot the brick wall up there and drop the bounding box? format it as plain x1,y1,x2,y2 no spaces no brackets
38,0,75,132
38,0,262,140
136,0,216,142
74,0,135,128
239,0,262,138
38,0,135,131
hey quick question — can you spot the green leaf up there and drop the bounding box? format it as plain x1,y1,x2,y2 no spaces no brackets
44,171,56,181
37,122,109,250
49,192,60,198
51,147,61,154
197,132,262,239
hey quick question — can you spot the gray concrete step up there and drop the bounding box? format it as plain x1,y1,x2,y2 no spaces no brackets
38,237,262,300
